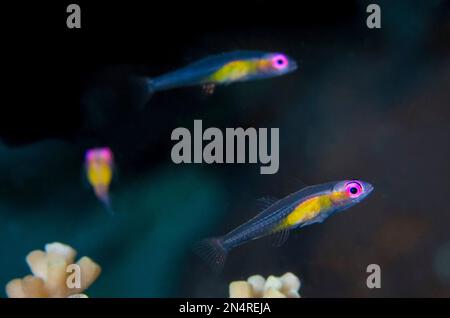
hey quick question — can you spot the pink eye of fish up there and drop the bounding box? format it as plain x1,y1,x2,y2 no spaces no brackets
271,54,288,70
85,150,96,162
99,148,113,161
85,147,113,163
345,181,363,198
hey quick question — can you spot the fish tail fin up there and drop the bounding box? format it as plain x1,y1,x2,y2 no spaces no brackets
145,78,156,97
128,75,156,110
193,237,228,273
102,198,116,216
97,192,115,216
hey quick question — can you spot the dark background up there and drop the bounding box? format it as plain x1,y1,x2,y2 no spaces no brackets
1,0,449,297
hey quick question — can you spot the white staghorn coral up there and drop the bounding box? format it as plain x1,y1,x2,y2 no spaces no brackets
229,272,301,298
5,242,101,298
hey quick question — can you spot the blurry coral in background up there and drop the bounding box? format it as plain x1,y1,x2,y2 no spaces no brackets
229,272,301,298
6,242,101,298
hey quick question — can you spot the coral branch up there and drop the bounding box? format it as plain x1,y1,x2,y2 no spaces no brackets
5,242,101,298
229,272,301,298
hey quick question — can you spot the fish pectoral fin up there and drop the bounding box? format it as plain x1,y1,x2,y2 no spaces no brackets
271,227,291,247
111,164,120,185
298,214,327,228
202,83,216,95
80,166,91,190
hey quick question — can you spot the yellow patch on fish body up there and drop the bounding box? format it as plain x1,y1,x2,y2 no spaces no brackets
276,192,346,230
256,59,272,71
87,163,112,187
286,195,332,225
209,60,256,83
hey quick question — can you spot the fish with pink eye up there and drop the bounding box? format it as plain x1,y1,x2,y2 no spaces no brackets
195,180,373,272
142,50,297,100
85,147,115,215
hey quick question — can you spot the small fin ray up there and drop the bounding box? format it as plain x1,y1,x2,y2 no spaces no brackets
202,83,216,95
271,227,290,247
193,237,228,273
256,196,278,210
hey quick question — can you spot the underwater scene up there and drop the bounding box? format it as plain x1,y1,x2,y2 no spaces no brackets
1,1,450,299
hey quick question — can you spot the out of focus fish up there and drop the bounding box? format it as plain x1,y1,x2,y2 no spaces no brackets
142,50,297,100
85,147,115,215
195,180,374,272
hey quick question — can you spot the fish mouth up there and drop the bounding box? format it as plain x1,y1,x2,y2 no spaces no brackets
289,60,298,72
359,183,374,201
365,183,374,194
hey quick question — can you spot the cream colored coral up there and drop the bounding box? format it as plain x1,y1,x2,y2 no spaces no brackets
6,242,101,298
229,272,301,298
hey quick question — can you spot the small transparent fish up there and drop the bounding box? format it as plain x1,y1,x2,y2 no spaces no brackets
85,147,115,215
195,180,374,272
144,50,297,98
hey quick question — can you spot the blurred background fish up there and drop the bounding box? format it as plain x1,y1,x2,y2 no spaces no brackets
85,147,115,215
143,51,297,101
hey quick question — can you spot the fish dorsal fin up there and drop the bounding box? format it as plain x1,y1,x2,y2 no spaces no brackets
284,177,309,194
256,196,279,210
187,50,267,67
257,196,278,207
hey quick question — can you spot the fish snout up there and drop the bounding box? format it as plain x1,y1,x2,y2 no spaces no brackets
359,182,374,201
364,182,374,194
289,59,298,72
